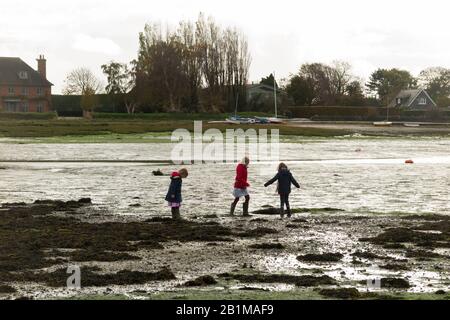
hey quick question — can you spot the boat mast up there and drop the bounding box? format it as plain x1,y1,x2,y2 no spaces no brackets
273,72,277,118
235,92,239,118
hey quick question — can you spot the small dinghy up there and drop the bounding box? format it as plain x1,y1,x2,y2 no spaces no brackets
373,121,392,126
403,123,420,127
267,117,285,124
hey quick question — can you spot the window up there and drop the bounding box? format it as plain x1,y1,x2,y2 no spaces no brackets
37,87,44,96
37,102,44,113
21,102,29,112
22,87,28,96
419,97,427,105
8,87,15,95
18,71,28,79
5,102,16,112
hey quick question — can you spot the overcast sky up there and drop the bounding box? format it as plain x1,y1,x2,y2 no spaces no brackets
2,0,450,93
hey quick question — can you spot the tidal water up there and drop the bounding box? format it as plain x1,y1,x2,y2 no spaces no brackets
1,137,449,217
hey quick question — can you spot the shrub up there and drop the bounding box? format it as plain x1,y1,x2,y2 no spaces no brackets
0,112,57,120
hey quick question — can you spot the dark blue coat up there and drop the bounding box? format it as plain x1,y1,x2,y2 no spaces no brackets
264,169,300,194
165,176,182,203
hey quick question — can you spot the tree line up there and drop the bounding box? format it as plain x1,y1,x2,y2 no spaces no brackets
62,14,450,113
63,13,250,114
285,63,450,108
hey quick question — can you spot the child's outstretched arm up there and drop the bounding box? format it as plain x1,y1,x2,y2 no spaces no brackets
264,173,279,187
291,174,300,189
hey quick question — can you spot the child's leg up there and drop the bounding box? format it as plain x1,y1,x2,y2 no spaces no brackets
230,197,239,215
171,207,181,220
285,194,291,217
243,195,250,216
279,194,285,218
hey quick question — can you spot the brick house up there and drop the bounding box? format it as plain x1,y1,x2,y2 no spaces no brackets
0,55,53,112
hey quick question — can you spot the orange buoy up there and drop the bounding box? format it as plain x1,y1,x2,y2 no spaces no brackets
405,159,414,164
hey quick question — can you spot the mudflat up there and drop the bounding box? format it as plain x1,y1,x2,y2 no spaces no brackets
0,200,448,300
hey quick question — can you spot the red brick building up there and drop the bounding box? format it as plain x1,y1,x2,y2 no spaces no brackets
0,55,53,112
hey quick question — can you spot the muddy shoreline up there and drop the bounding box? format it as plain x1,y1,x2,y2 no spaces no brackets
0,200,448,300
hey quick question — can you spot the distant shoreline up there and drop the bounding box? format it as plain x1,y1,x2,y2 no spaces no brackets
286,121,450,136
0,118,449,140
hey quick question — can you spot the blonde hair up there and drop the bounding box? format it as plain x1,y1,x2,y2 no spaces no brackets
179,168,189,178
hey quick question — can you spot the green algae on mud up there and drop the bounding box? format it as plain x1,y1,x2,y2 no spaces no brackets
318,288,362,300
360,217,450,249
14,266,176,287
68,289,450,300
0,200,279,289
217,272,337,287
1,199,449,299
182,275,218,287
297,253,344,263
379,263,411,271
352,251,390,260
357,278,411,289
68,287,450,301
249,242,284,250
54,249,141,262
0,285,16,294
252,207,345,215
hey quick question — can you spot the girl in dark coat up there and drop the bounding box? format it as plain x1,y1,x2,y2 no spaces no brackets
165,168,188,220
264,163,300,218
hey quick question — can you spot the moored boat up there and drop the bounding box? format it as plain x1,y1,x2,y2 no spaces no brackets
373,121,392,126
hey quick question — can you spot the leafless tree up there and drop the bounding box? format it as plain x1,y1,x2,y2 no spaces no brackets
135,13,251,112
138,23,188,111
62,68,103,95
330,60,352,97
178,20,203,111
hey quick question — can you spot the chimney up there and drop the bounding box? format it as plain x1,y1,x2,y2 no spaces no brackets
36,54,47,79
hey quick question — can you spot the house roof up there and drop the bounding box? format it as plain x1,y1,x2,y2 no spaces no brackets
389,89,436,107
0,57,53,87
247,83,282,93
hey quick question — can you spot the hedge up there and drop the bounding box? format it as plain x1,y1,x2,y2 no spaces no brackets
288,106,450,122
92,111,271,121
0,112,57,120
52,94,127,117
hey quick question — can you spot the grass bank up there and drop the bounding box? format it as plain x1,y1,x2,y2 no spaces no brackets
2,114,450,141
92,112,272,121
0,118,353,139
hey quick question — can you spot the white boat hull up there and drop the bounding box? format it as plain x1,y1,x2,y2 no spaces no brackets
267,117,284,124
373,121,392,127
225,118,241,124
403,123,420,127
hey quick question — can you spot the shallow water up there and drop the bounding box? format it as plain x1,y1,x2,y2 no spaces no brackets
1,137,449,216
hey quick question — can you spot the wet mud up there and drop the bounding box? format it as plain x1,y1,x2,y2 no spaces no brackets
0,200,449,299
182,275,218,287
218,272,337,287
249,243,284,250
297,253,344,262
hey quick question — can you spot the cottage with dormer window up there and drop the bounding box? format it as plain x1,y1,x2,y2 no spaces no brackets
389,89,436,110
